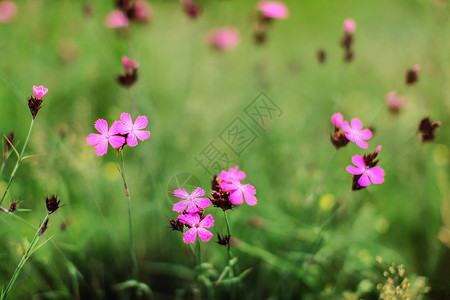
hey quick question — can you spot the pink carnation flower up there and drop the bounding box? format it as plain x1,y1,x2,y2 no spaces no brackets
133,1,152,22
219,181,257,206
346,152,385,187
117,113,150,147
217,166,246,183
208,27,240,50
173,187,211,213
178,213,214,243
341,118,372,149
257,1,289,19
331,112,344,128
32,85,48,100
122,56,139,73
343,18,356,33
0,0,16,23
413,64,420,73
105,10,130,28
87,119,125,156
385,91,404,112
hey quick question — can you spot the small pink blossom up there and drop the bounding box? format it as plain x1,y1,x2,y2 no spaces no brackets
133,1,152,22
208,27,240,50
219,181,257,206
257,1,289,19
385,91,404,112
413,64,420,73
346,154,385,187
341,118,372,149
178,213,214,243
32,85,48,100
343,18,356,33
105,10,130,28
331,112,344,128
87,119,125,156
122,56,139,73
217,166,246,183
117,113,150,147
0,0,16,23
173,187,211,213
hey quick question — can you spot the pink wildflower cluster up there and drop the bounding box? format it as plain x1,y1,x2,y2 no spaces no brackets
86,112,150,156
330,113,385,190
105,0,152,28
208,27,240,51
170,166,257,244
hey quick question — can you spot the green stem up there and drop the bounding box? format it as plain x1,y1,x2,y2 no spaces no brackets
0,119,34,207
223,211,232,262
120,152,138,279
1,213,49,300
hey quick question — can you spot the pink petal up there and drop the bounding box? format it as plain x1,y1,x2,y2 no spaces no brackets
219,181,238,192
119,112,133,134
186,202,200,214
108,135,125,148
358,173,371,187
134,116,148,129
191,187,205,198
173,200,189,213
105,10,129,28
244,192,257,205
94,119,109,135
229,190,244,205
367,167,385,184
109,121,123,135
197,228,213,242
358,129,372,140
179,213,200,227
126,133,138,147
351,155,366,169
350,118,363,130
346,165,363,175
183,228,198,243
174,189,190,199
94,140,109,156
331,113,343,128
355,138,368,149
195,197,211,209
87,133,104,146
199,214,214,228
134,130,150,141
345,133,356,143
340,121,351,133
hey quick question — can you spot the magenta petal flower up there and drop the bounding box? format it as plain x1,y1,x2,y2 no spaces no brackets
346,155,385,187
0,1,17,23
173,187,211,213
105,10,130,28
219,181,257,206
341,118,372,149
178,214,214,243
217,166,246,183
32,85,48,100
118,113,150,147
87,119,125,156
331,112,344,128
208,27,240,50
343,18,356,33
122,56,139,73
257,1,289,19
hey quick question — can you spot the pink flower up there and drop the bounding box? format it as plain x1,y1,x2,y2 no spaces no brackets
385,91,404,112
32,85,48,100
86,119,125,156
133,1,152,22
173,187,211,213
331,112,344,128
217,166,246,183
117,113,150,147
178,213,214,243
208,27,240,50
105,10,130,28
122,56,139,73
0,0,16,23
341,118,372,149
346,153,385,187
343,18,356,33
257,1,289,19
413,64,420,73
219,181,257,206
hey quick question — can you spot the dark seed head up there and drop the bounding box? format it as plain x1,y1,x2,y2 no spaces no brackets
418,117,441,143
27,96,43,119
217,233,231,246
117,68,138,88
39,219,49,237
317,49,326,64
405,69,418,85
330,131,349,149
8,200,19,212
46,195,61,215
169,218,184,232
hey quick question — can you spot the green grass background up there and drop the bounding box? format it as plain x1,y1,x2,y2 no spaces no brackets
0,0,449,299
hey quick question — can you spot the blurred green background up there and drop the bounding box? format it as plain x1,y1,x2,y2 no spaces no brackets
0,0,449,299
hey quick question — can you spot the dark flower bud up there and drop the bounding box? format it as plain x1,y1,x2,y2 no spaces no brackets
418,117,441,143
39,218,49,237
217,233,230,246
405,65,419,85
117,68,138,88
168,218,184,232
211,176,233,211
8,200,19,212
317,49,326,64
46,195,61,215
4,131,14,152
330,130,349,149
